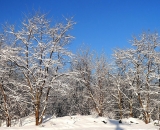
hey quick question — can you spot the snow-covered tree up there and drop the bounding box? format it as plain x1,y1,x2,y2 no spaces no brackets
112,33,160,123
3,12,75,126
0,33,27,127
111,49,131,119
72,49,111,116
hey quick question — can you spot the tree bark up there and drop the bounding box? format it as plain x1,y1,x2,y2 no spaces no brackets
129,101,133,117
118,90,123,119
0,84,11,127
35,101,40,126
138,93,150,124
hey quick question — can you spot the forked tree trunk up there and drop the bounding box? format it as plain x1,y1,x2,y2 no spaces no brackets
138,93,150,124
35,87,51,126
88,89,103,117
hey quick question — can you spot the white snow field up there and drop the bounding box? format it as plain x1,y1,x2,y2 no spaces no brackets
0,115,159,130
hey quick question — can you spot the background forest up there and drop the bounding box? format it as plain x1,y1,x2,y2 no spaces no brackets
0,13,160,127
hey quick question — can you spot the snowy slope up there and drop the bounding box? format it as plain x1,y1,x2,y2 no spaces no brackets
0,115,159,130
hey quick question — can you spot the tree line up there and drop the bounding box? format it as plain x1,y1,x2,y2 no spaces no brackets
0,12,160,127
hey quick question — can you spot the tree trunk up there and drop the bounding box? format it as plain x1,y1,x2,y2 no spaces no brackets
35,87,51,126
0,84,11,127
35,99,40,126
6,117,11,127
138,93,150,124
98,111,103,117
35,107,39,125
129,101,133,117
118,90,123,119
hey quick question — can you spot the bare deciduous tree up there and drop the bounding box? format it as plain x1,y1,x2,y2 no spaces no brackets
4,13,75,126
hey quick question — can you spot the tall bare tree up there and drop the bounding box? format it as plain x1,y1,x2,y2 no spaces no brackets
4,12,75,126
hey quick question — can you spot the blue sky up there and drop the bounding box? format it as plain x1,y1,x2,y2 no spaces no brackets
1,0,160,57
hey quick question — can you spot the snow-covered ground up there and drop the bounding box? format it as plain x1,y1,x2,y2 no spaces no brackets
0,115,159,130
